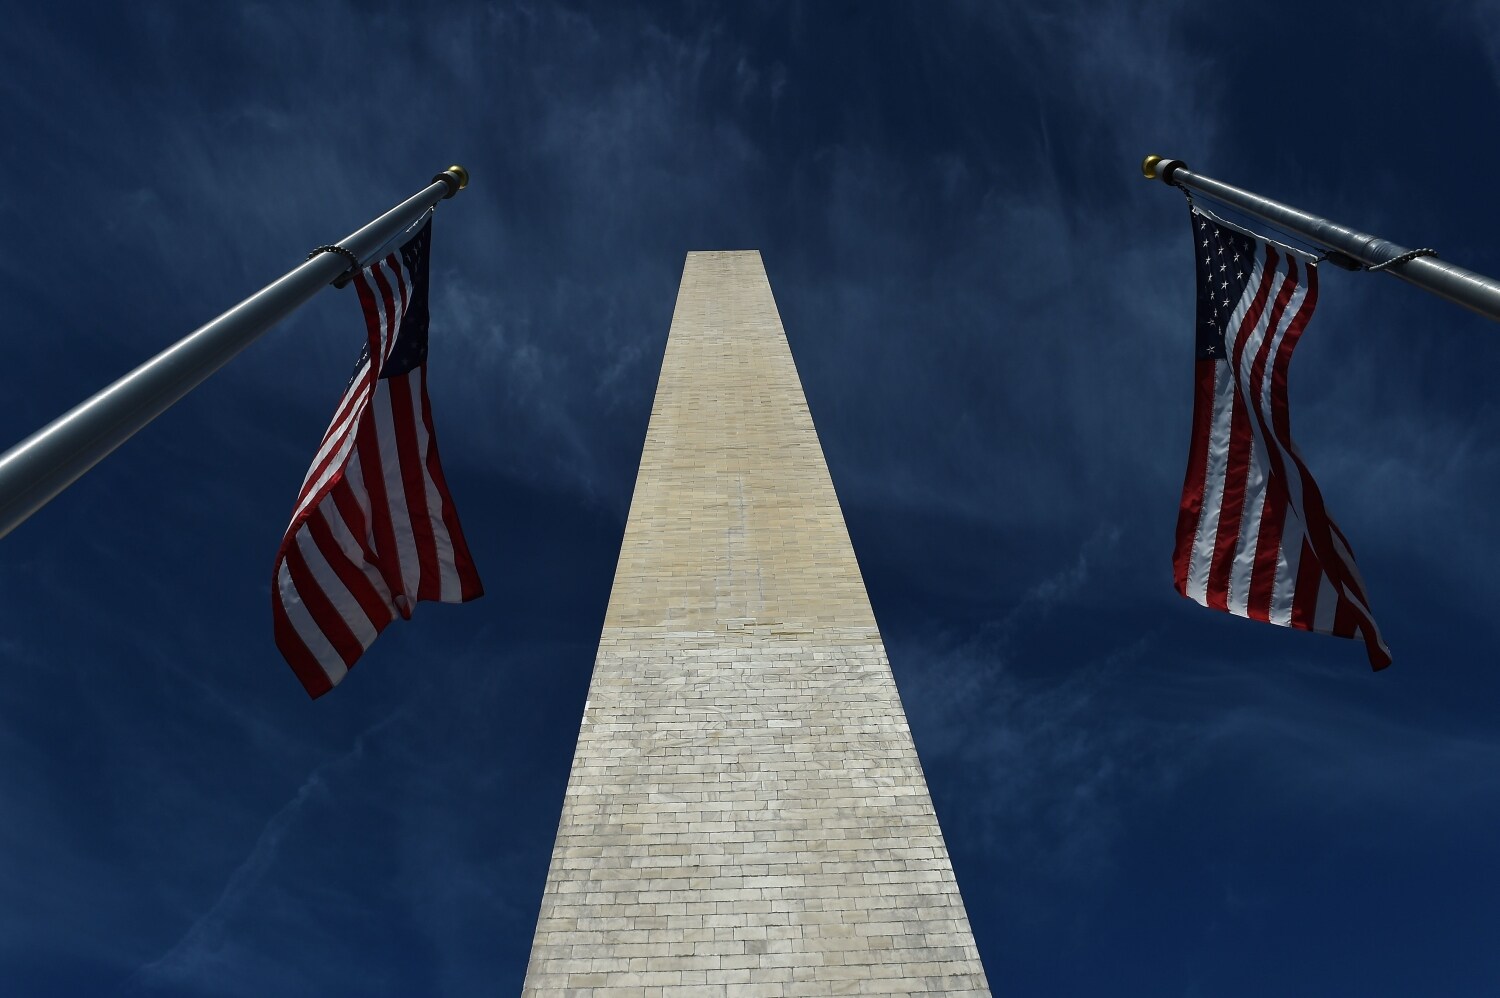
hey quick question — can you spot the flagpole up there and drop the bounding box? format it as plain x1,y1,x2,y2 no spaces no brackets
0,166,470,541
1142,155,1500,324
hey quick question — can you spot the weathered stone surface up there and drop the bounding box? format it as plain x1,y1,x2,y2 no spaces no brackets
523,252,990,995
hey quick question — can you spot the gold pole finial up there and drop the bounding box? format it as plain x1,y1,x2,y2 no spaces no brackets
1141,154,1164,180
435,165,470,198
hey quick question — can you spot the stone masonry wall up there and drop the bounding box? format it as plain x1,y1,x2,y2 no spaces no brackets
521,252,990,996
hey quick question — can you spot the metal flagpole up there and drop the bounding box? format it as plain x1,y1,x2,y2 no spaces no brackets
1142,154,1500,324
0,165,470,541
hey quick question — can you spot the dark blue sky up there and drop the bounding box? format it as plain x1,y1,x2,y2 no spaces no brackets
3,2,1498,994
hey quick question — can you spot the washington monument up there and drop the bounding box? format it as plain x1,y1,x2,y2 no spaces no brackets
523,252,990,994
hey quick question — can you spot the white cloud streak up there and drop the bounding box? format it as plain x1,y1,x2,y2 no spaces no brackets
129,708,407,994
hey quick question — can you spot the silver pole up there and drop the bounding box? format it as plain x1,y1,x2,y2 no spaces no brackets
0,165,471,540
1143,155,1500,324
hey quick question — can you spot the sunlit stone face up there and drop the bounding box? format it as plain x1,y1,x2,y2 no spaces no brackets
523,251,990,996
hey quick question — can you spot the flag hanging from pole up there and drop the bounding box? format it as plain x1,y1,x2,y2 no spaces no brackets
273,214,482,697
1172,205,1391,669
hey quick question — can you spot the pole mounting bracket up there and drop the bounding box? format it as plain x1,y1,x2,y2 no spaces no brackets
307,244,362,288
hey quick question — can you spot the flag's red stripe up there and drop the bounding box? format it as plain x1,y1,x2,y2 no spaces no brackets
1246,475,1288,622
1327,521,1376,617
312,382,374,469
1246,254,1302,492
331,480,379,566
1289,538,1322,629
1173,359,1219,594
1174,214,1388,667
306,508,393,633
1260,266,1387,665
318,360,377,450
296,427,358,512
1206,246,1281,609
354,267,391,369
1241,256,1327,632
373,258,403,369
1266,262,1304,441
1331,595,1359,641
1241,256,1349,634
1231,254,1298,620
273,219,483,697
419,378,483,599
296,272,387,506
1205,402,1253,611
272,584,335,699
284,542,363,667
1266,269,1375,609
355,415,407,612
1247,257,1297,420
392,253,411,315
387,376,442,602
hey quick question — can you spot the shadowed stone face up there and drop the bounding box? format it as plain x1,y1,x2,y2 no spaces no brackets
523,251,991,995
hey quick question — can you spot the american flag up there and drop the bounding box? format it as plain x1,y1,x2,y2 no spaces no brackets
273,214,482,697
1172,206,1390,669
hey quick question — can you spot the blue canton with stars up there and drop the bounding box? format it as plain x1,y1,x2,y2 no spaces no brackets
346,218,433,386
1193,209,1257,361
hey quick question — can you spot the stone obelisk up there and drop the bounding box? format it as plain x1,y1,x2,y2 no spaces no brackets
523,252,990,995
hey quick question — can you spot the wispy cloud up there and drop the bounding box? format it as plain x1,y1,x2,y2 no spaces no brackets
1,3,1498,995
129,709,408,994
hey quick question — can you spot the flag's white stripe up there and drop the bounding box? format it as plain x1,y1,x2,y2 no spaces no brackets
1243,261,1312,531
315,376,373,454
319,359,374,445
299,400,364,497
1220,256,1259,364
311,257,409,508
1313,571,1339,634
354,260,402,379
377,260,401,366
321,501,395,612
294,262,413,513
1225,258,1307,616
1227,270,1273,391
343,449,378,543
1328,536,1385,652
294,525,378,649
383,257,412,370
1253,274,1306,425
1335,578,1376,630
393,254,413,320
293,259,405,510
407,373,461,601
1245,264,1383,639
1268,512,1304,626
365,265,394,368
293,428,363,524
1226,458,1267,617
297,370,372,496
1186,361,1236,604
1247,268,1310,517
1254,262,1383,649
373,255,410,369
371,383,421,602
1187,256,1267,605
1228,256,1285,456
276,561,349,685
1329,531,1360,581
357,273,386,368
